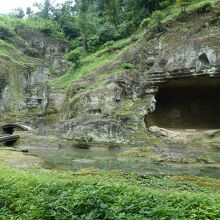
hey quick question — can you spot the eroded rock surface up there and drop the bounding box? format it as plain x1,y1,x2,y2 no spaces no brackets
0,28,69,121
56,9,220,144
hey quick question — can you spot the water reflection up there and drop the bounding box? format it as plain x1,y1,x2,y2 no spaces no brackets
26,145,220,179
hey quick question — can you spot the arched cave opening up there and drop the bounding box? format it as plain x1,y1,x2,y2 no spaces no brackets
145,78,220,130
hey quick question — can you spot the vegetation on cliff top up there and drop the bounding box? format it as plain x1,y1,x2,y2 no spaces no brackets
0,0,218,87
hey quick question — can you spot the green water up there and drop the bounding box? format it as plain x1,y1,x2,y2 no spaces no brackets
26,145,220,179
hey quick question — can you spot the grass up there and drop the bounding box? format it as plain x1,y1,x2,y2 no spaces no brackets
50,53,112,89
49,38,134,91
0,38,35,68
0,148,41,169
0,148,218,219
0,147,218,219
0,165,219,219
160,0,220,24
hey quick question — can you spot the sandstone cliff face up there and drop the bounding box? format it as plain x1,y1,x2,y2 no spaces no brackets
15,28,69,76
0,28,68,121
58,8,220,144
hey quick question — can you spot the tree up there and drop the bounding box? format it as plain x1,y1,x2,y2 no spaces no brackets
105,0,121,28
11,8,25,18
26,7,33,16
76,13,96,52
74,0,97,52
33,0,55,18
176,0,190,12
51,1,80,39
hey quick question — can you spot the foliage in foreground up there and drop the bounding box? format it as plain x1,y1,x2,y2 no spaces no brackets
0,167,219,219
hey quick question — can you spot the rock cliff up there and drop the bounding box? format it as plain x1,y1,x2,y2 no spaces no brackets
0,27,68,123
56,5,220,144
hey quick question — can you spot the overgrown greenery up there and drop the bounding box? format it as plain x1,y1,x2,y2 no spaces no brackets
4,0,178,51
50,37,132,89
0,0,218,85
0,0,218,52
0,167,219,219
0,1,220,218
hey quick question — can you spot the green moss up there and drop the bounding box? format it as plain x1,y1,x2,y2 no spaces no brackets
114,99,149,116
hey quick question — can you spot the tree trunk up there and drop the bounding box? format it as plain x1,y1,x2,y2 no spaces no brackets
83,34,89,52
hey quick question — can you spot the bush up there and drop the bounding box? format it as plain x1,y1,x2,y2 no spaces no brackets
62,22,80,39
104,40,114,49
151,10,165,25
98,22,118,45
196,2,212,13
122,62,134,69
140,17,151,29
24,47,40,58
69,39,82,50
160,0,175,9
141,10,165,30
117,21,134,39
0,26,15,40
88,35,100,51
66,48,82,66
23,17,64,38
176,0,191,12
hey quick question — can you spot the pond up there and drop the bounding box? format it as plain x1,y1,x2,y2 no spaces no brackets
25,144,220,179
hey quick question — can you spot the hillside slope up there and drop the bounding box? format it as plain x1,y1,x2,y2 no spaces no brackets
50,1,220,144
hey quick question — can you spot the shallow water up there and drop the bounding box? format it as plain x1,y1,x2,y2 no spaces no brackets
26,145,220,179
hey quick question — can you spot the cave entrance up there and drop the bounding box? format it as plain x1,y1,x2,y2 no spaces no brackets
146,78,220,130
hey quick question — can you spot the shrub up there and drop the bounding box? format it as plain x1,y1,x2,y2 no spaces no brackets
104,40,114,49
140,17,151,29
23,17,64,38
88,35,100,51
176,0,190,12
24,47,40,58
0,26,15,40
62,22,80,39
98,22,118,45
151,10,165,24
0,168,219,219
196,2,212,13
66,48,82,66
117,21,134,39
69,39,82,50
160,0,175,9
122,62,134,69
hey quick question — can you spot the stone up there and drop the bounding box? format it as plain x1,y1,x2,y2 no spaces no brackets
130,35,139,42
0,27,69,121
137,172,167,179
204,130,220,138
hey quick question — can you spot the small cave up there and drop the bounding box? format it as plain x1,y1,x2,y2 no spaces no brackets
199,53,210,65
146,78,220,130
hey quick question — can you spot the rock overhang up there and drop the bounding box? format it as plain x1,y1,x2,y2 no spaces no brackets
145,74,220,130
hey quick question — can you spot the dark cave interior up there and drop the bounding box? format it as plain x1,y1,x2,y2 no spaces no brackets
146,78,220,129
